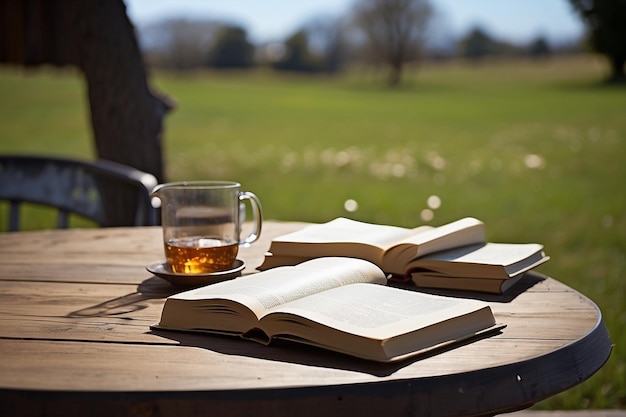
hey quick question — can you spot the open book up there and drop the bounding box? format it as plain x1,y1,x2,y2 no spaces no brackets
153,257,500,362
258,217,549,294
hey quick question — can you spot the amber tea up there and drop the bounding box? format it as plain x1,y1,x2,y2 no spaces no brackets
166,237,239,274
152,181,262,275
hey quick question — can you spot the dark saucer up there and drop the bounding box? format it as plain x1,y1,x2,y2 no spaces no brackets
146,259,245,287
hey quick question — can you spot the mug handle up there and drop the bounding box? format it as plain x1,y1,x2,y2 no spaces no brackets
239,191,263,245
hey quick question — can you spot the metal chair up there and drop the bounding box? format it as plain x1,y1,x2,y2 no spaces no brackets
0,155,158,231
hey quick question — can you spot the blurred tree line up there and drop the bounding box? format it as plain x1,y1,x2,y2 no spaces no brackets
136,0,595,85
569,0,626,82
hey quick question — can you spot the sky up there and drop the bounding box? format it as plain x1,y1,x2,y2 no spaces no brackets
124,0,584,45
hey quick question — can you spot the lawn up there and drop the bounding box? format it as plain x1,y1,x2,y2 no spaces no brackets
0,55,624,409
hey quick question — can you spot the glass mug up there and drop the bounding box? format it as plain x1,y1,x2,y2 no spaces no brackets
151,181,262,274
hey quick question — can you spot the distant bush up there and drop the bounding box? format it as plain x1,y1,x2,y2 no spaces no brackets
209,26,255,69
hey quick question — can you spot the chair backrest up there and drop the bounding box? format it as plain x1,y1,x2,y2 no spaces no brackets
0,155,158,231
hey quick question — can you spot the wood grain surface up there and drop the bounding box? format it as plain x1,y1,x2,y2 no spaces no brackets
0,223,612,417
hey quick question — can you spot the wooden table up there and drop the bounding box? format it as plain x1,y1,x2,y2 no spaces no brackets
0,222,612,417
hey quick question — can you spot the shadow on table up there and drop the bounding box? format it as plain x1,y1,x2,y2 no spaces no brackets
65,270,535,376
146,267,522,377
146,273,537,375
149,325,504,377
389,271,546,303
66,276,183,318
65,268,544,320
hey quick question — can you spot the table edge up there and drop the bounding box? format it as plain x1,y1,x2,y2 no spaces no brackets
0,304,612,417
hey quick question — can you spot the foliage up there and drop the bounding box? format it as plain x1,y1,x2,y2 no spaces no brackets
133,8,585,84
351,0,433,85
272,30,322,73
0,56,624,409
140,18,221,70
528,36,552,58
457,26,544,61
209,25,255,69
569,0,626,82
457,26,498,61
302,15,349,73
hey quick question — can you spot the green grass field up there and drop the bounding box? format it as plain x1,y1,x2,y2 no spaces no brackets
0,55,624,409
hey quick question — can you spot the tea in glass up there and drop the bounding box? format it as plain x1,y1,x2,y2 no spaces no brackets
152,181,262,274
166,237,238,274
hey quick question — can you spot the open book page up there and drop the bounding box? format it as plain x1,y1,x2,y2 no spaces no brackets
259,283,495,362
393,217,485,248
383,218,486,273
273,218,414,247
158,258,387,333
269,218,416,263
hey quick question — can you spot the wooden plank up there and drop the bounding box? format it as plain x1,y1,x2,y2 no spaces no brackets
0,277,599,350
0,279,172,344
0,222,306,284
0,225,614,417
0,321,611,417
0,336,578,392
0,227,163,254
0,311,611,415
0,222,303,257
0,263,151,284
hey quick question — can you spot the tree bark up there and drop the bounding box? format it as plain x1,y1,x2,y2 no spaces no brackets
67,0,172,182
1,0,173,225
1,0,172,181
388,63,402,86
609,55,626,83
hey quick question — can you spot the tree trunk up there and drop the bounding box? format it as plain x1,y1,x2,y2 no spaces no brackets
388,62,403,86
68,0,173,225
67,1,172,182
0,0,174,225
608,55,626,83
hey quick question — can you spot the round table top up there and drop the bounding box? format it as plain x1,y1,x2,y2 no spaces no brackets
0,222,612,416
